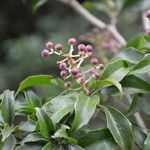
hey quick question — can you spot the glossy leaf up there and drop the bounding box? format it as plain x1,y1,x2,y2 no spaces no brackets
78,128,116,149
35,107,55,138
101,60,129,82
16,75,51,95
71,93,99,132
104,106,133,150
1,90,15,126
144,132,150,150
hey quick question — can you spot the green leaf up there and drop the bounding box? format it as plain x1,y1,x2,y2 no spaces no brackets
22,132,48,143
16,143,44,150
121,75,150,94
68,144,85,150
144,132,150,150
2,134,16,150
35,107,55,138
97,79,123,95
71,93,99,132
42,142,53,150
52,125,77,144
1,90,15,126
16,75,51,95
114,48,144,64
78,128,116,149
24,90,41,107
104,106,133,150
101,60,129,82
2,124,14,142
33,0,48,12
130,54,150,74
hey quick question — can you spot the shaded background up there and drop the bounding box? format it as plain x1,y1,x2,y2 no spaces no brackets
0,0,148,93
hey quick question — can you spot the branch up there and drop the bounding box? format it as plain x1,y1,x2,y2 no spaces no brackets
58,0,126,46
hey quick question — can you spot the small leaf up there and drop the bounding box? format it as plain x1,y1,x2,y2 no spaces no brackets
130,53,150,74
36,107,55,138
2,124,14,142
42,142,53,150
101,60,129,82
78,128,115,148
104,106,133,150
1,90,15,126
16,75,51,95
144,132,150,150
24,90,41,107
71,93,99,132
52,125,77,144
2,134,16,150
22,132,48,143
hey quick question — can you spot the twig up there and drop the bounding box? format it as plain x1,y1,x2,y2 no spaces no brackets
58,0,126,46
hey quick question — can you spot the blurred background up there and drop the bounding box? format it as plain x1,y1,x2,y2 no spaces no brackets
0,0,149,93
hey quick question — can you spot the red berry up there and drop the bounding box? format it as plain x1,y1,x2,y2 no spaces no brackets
68,38,77,45
77,77,85,85
59,62,67,70
60,70,68,77
41,49,49,58
70,68,79,76
90,58,99,65
98,63,104,70
78,44,86,52
64,81,72,88
85,45,93,52
46,41,53,49
55,44,64,51
145,10,150,18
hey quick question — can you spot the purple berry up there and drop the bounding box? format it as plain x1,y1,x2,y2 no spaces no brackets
46,41,53,49
64,81,72,88
68,38,77,45
145,10,150,18
85,45,93,52
90,58,99,65
77,77,85,85
60,70,68,77
41,49,49,58
55,44,64,51
59,62,67,70
88,69,95,75
71,68,79,76
93,72,100,80
98,63,104,70
78,44,86,52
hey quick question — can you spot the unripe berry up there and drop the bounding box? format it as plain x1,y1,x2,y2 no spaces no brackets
85,45,93,52
93,72,100,80
55,44,64,51
90,58,99,65
98,63,104,70
145,10,150,18
41,49,49,58
46,41,53,49
68,38,77,45
70,68,79,76
64,81,72,88
77,77,85,85
59,62,67,70
78,44,86,52
60,70,68,78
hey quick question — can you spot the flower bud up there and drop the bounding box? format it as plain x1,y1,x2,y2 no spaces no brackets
41,49,49,58
68,38,77,45
90,58,99,65
59,62,67,70
77,77,85,85
60,70,68,78
55,43,64,51
145,10,150,18
85,45,93,52
93,72,100,80
70,68,79,76
46,41,53,49
78,44,86,52
98,63,104,70
64,81,72,88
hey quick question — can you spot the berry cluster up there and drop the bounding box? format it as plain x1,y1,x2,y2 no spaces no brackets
41,38,104,94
